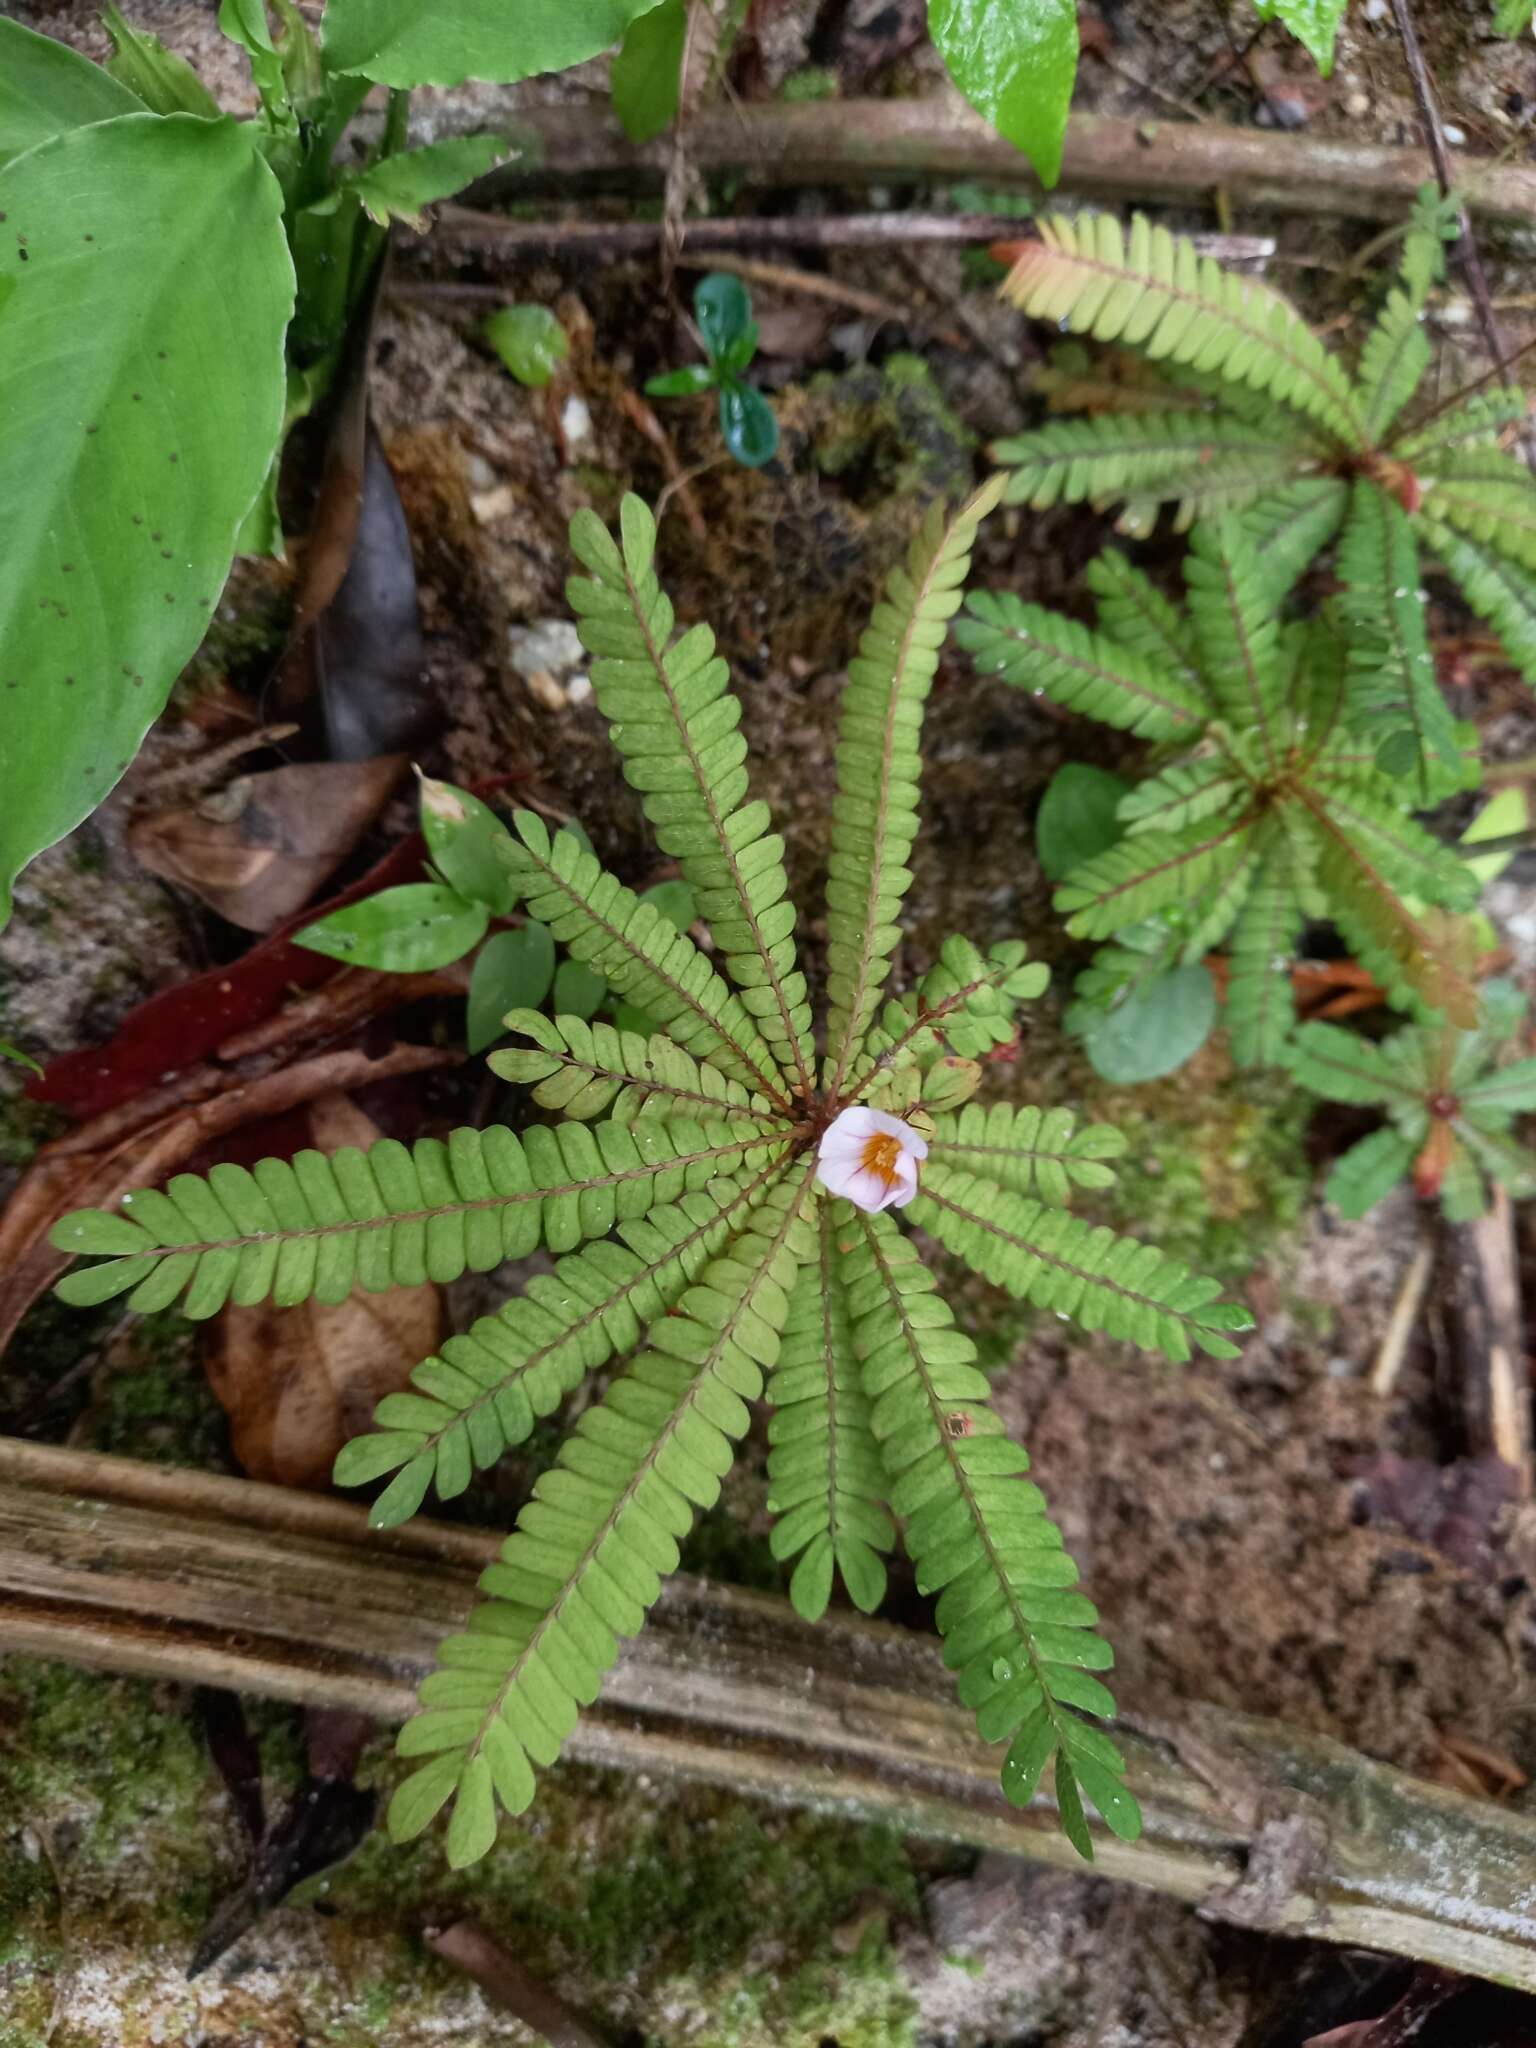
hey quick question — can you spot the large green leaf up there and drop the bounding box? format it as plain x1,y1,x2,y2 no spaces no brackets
0,114,293,924
926,0,1078,188
321,0,667,87
611,0,686,142
1255,0,1348,73
0,20,141,171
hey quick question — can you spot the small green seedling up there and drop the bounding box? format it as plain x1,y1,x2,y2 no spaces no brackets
1287,978,1536,1221
645,273,779,469
296,776,695,1053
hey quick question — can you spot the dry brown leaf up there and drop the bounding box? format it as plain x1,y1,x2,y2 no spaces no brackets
202,1093,442,1490
129,756,407,932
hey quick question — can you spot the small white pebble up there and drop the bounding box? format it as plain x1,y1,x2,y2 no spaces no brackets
469,484,515,525
1345,91,1370,118
1443,122,1467,146
1364,0,1389,19
560,393,594,454
524,668,566,713
566,673,593,706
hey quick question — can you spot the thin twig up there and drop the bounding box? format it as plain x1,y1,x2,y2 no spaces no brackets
432,206,1276,265
425,1920,615,2048
1369,1230,1436,1397
1389,0,1534,466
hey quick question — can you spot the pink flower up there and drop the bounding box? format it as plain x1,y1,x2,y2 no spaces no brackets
816,1105,928,1213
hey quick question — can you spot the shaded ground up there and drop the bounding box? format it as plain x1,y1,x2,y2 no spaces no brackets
5,2,1536,2043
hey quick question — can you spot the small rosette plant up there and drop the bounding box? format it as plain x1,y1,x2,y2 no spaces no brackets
50,482,1250,1867
1287,977,1536,1220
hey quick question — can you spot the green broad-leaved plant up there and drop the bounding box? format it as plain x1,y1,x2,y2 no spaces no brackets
50,485,1251,1868
959,514,1483,1068
1286,977,1536,1220
990,195,1536,789
0,0,667,925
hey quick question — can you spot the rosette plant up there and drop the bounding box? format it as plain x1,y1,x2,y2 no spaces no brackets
51,483,1250,1867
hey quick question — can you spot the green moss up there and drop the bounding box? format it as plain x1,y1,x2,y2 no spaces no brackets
0,1657,228,1964
780,64,839,101
806,355,974,506
1088,1060,1311,1284
322,1756,921,2044
84,1310,228,1470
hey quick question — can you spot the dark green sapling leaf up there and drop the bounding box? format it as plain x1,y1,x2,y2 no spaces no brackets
643,365,716,398
719,382,779,468
612,0,686,142
0,20,141,170
694,272,753,361
926,0,1079,188
1035,765,1131,882
296,884,489,970
467,924,557,1052
552,958,608,1021
482,304,570,388
0,112,294,927
418,777,516,914
1079,964,1217,1084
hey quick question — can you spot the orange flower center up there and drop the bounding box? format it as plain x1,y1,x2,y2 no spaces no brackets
860,1133,903,1187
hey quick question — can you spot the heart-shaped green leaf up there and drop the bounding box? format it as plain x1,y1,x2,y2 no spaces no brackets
927,0,1078,187
0,113,293,925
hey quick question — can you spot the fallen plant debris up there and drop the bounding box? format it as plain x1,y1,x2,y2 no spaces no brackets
128,754,408,932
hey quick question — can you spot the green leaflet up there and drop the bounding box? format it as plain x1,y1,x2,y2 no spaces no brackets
999,214,1364,445
338,1166,783,1525
926,1102,1125,1207
912,1163,1251,1364
490,1010,778,1125
51,1119,780,1315
1054,816,1259,940
846,1211,1141,1851
1254,0,1346,75
389,1165,818,1861
1336,484,1461,795
994,412,1318,532
959,591,1209,740
499,808,787,1100
611,0,685,142
823,479,1004,1090
766,1202,893,1619
567,495,815,1096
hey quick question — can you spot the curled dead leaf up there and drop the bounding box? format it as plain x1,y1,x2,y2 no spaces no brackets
129,756,407,931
